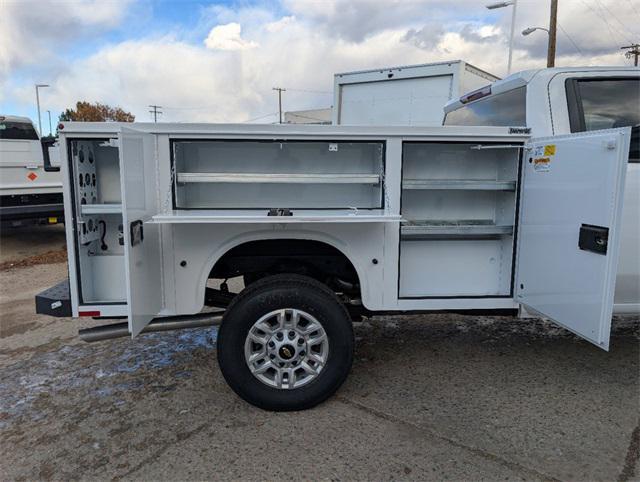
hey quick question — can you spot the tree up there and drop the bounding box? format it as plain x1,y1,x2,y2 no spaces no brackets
59,101,135,122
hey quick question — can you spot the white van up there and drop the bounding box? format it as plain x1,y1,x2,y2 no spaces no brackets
443,67,640,315
0,115,63,226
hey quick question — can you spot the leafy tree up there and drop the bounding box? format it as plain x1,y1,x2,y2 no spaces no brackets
59,101,135,122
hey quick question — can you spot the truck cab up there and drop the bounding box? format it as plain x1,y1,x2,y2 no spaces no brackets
443,67,640,314
0,115,64,226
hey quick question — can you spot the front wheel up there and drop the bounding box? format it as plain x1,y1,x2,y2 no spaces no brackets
217,274,354,411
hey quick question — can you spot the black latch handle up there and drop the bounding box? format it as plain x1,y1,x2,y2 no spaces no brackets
578,224,609,255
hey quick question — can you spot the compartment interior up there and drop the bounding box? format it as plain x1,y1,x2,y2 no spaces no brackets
173,140,385,209
399,142,520,298
70,139,126,304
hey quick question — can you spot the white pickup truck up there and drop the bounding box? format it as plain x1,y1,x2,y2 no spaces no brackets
443,67,640,315
0,115,64,226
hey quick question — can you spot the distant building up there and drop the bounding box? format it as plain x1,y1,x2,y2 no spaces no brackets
284,108,332,124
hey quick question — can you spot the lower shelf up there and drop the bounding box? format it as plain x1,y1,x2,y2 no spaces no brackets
401,220,514,238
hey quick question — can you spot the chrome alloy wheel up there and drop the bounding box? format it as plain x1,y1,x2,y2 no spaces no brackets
244,308,330,389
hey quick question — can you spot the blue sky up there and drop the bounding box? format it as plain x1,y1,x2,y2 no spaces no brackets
1,0,638,134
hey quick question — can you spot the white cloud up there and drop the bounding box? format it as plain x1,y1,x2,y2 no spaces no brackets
0,0,131,79
3,0,637,122
204,22,259,51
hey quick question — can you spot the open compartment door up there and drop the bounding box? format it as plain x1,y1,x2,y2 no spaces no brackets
119,127,163,337
516,128,630,350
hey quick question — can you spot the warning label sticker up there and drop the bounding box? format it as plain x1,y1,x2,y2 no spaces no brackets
533,157,551,172
27,172,38,181
544,144,556,156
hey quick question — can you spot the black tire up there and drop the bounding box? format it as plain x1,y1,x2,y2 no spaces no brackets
217,274,354,411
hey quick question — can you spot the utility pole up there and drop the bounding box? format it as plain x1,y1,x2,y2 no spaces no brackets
148,105,163,122
547,0,558,67
621,44,640,66
46,110,52,136
272,87,286,124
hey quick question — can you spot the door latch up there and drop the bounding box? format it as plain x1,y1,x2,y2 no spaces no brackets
130,220,144,247
578,224,608,255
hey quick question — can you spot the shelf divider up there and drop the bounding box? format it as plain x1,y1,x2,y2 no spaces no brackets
402,179,516,191
401,220,513,238
177,172,380,185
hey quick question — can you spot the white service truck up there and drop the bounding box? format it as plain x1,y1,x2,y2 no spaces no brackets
443,67,640,315
35,120,631,411
0,115,64,227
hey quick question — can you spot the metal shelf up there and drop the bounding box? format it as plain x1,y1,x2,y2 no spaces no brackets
401,220,513,238
402,179,516,191
177,172,381,185
80,204,122,215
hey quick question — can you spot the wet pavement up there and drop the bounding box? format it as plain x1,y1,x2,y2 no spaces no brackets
0,260,639,481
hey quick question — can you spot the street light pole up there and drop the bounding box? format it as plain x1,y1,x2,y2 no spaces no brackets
486,0,518,75
507,0,518,74
35,84,49,136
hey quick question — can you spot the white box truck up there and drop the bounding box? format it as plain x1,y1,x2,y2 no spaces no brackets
36,121,631,411
333,60,498,126
443,67,640,315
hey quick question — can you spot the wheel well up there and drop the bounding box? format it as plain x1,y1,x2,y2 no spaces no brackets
209,239,361,294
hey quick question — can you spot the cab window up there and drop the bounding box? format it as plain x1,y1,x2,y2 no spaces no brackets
566,77,640,131
443,87,526,126
566,77,640,162
0,121,39,140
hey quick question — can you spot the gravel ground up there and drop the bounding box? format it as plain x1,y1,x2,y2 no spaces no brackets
0,228,639,481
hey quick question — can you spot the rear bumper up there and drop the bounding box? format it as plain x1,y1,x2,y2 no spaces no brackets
35,279,72,317
0,193,64,222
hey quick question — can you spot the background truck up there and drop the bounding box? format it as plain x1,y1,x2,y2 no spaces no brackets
0,115,63,227
332,60,498,126
443,67,640,315
36,121,631,411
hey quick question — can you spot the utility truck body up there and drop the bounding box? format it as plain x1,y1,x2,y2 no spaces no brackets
444,67,640,314
0,115,63,226
36,121,630,410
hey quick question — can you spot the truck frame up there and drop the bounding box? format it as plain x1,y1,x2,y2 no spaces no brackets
36,121,630,410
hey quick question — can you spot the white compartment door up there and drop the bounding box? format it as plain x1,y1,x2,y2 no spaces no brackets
119,128,163,337
516,128,630,350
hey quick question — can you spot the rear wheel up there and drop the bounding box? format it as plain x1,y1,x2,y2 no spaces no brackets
217,274,354,411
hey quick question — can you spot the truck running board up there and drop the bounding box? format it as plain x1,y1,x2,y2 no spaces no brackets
79,312,223,343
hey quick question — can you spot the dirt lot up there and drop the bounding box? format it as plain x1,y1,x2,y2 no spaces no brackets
0,227,638,481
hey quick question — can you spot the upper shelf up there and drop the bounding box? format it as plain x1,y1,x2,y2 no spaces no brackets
177,172,381,185
151,209,401,224
80,204,122,215
402,179,516,191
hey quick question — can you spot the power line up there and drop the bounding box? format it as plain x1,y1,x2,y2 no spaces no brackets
558,23,583,56
148,105,162,122
242,112,278,123
593,0,638,40
285,88,333,95
579,0,627,46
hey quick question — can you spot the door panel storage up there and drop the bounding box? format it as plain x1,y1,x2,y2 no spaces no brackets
173,140,385,209
399,142,519,298
70,139,126,304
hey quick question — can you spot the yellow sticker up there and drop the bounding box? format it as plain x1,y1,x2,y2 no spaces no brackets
48,217,58,224
544,144,556,156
